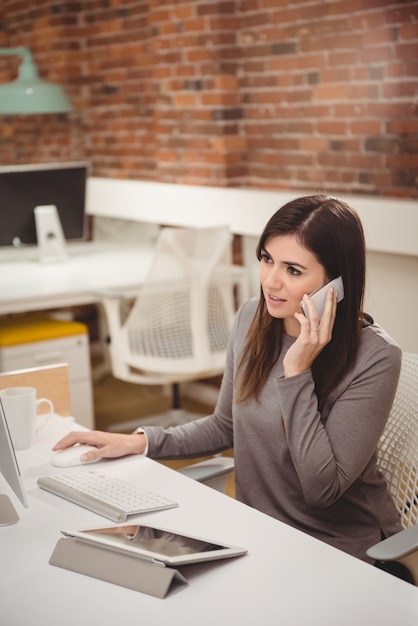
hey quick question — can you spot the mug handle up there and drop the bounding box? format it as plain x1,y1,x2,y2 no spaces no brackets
36,398,55,430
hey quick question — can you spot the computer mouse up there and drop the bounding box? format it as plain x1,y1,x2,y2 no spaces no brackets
51,445,100,468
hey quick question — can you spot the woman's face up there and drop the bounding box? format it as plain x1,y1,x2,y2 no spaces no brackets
259,233,328,336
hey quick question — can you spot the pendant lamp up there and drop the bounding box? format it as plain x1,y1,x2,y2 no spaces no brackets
0,47,73,115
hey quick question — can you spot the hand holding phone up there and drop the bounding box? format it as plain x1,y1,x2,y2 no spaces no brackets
300,276,344,320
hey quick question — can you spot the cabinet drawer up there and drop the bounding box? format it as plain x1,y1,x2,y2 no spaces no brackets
70,379,94,430
0,335,91,380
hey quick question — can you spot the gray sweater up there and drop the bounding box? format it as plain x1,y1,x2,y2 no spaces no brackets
144,298,403,562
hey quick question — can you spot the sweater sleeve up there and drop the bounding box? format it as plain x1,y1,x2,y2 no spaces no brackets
275,327,401,509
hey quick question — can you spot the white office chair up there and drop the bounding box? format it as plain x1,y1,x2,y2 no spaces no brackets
99,224,248,429
367,352,418,584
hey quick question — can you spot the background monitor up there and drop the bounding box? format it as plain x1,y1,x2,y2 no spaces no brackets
0,398,28,525
0,161,89,248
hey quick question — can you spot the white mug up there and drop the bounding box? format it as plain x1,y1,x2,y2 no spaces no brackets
0,386,54,450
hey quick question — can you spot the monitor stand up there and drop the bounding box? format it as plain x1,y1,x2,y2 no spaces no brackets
0,494,19,525
34,204,68,263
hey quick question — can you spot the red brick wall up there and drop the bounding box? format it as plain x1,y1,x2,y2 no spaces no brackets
1,1,417,198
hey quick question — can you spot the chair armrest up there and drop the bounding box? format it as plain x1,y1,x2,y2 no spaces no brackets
367,524,418,561
178,457,235,493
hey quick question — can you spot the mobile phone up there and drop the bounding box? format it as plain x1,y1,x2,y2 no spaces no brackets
300,275,344,319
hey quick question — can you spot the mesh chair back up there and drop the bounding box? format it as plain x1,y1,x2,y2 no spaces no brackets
122,225,235,376
376,352,418,528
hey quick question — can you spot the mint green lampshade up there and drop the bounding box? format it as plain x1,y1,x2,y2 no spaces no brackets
0,47,73,115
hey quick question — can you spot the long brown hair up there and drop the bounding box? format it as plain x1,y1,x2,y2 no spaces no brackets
236,195,366,409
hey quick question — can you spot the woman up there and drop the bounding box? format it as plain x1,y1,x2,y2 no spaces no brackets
54,195,403,563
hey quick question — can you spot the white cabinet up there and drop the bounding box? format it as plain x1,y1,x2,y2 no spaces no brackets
0,322,94,429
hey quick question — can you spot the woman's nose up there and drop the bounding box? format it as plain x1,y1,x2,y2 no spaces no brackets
263,267,283,289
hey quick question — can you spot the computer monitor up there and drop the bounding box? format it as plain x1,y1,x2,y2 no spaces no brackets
0,398,28,525
0,161,89,248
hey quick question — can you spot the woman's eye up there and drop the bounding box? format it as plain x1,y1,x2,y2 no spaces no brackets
287,265,301,276
259,252,272,264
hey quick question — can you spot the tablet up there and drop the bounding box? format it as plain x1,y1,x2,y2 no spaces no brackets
61,523,247,566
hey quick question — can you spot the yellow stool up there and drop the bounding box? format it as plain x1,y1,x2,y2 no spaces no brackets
0,315,94,429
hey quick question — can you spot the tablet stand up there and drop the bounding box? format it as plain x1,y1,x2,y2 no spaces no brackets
50,539,188,599
0,494,19,526
34,205,68,263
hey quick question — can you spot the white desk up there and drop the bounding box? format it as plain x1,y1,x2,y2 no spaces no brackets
1,415,417,626
0,241,155,315
0,239,247,314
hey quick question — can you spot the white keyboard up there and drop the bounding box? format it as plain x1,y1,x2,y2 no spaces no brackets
37,471,178,522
